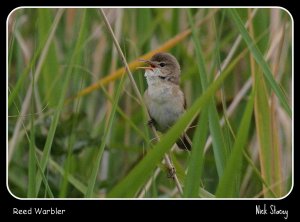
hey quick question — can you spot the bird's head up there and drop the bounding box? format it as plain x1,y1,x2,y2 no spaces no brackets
138,52,181,85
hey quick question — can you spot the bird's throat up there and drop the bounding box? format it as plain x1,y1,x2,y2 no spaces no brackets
144,69,165,87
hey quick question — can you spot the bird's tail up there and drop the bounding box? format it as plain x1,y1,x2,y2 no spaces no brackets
176,133,192,151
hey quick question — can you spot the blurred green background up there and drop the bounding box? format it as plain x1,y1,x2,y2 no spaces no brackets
8,8,292,198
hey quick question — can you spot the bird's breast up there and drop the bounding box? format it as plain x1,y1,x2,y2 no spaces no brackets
144,84,185,132
147,82,172,103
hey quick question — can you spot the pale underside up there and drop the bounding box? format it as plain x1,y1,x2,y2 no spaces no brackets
143,69,185,132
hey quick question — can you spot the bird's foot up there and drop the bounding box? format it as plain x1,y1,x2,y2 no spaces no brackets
147,118,155,128
167,167,176,179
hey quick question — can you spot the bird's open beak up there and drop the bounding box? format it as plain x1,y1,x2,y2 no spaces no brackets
136,59,157,70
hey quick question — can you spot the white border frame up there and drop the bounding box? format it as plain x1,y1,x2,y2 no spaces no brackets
6,6,294,200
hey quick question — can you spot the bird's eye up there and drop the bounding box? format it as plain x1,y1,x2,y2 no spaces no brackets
159,62,166,67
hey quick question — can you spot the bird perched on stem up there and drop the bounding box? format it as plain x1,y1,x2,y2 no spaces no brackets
138,52,192,150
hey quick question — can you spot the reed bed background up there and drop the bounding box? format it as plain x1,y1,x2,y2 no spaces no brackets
7,8,292,198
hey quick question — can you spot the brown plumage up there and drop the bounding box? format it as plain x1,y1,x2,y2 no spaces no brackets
140,52,191,150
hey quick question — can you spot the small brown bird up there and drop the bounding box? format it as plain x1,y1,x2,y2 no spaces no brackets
138,52,191,150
